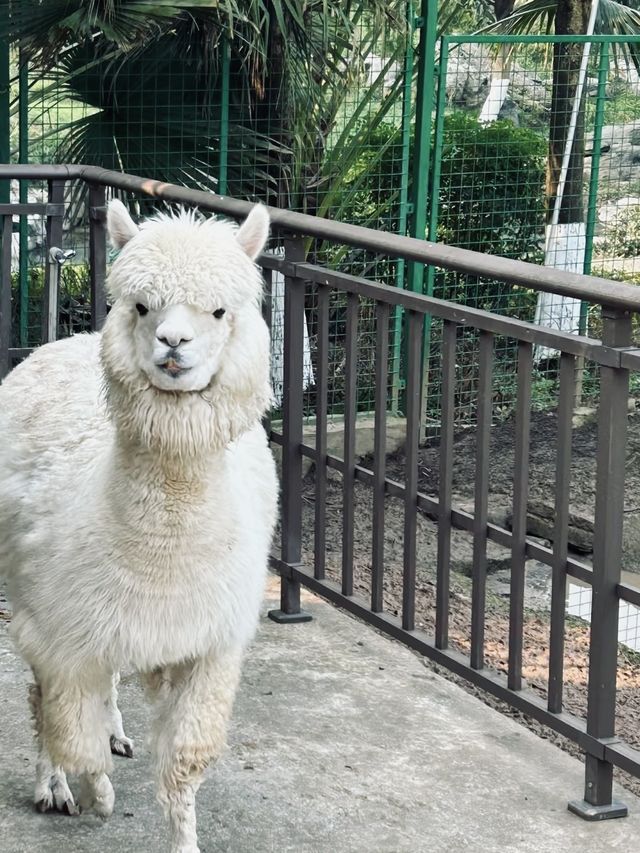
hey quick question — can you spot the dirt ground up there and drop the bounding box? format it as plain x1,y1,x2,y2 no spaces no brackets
299,408,640,798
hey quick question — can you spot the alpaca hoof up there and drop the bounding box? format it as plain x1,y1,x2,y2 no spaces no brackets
34,770,78,816
35,796,52,813
63,799,80,816
34,794,79,816
110,734,134,758
79,772,115,819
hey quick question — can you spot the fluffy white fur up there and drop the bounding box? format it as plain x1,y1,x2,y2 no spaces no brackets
0,200,278,853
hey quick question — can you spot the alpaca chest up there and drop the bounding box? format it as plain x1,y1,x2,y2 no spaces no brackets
106,526,269,670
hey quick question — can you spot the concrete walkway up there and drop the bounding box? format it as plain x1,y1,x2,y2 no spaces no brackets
1,578,640,853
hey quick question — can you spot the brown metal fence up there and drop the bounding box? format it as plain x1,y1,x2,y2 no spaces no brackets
1,165,640,818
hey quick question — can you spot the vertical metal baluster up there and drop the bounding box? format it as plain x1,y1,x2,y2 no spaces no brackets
268,237,311,623
403,309,422,631
372,300,390,612
470,330,493,670
570,308,630,820
0,214,11,378
342,291,358,597
436,319,456,649
314,285,329,581
261,265,273,438
89,183,107,331
547,352,575,711
508,341,533,690
43,179,65,344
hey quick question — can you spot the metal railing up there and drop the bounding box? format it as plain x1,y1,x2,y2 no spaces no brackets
2,165,640,818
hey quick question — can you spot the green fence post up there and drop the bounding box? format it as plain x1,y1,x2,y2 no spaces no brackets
18,48,28,347
407,0,438,424
0,36,9,204
583,41,608,284
391,0,416,413
408,0,437,289
574,40,609,405
218,38,230,197
421,35,448,425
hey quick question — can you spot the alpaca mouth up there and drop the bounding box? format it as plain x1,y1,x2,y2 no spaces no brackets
158,358,191,378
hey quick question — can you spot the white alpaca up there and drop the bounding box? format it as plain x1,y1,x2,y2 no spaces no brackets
0,200,278,853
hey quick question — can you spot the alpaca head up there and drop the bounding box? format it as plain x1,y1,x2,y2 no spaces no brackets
101,200,272,456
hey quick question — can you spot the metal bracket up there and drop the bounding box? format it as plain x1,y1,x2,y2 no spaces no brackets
267,609,313,624
89,205,107,222
568,800,628,821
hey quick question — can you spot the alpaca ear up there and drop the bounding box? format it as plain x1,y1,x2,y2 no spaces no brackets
107,199,139,249
236,204,270,260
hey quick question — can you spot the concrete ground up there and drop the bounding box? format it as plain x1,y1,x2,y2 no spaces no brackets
1,578,640,853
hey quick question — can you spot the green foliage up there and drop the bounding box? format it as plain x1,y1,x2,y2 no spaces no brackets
433,113,545,313
10,0,408,214
437,113,546,261
480,0,640,71
10,263,91,347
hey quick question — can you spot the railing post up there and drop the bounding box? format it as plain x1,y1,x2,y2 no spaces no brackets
43,180,65,344
0,214,11,379
89,183,108,331
268,235,311,624
569,306,630,821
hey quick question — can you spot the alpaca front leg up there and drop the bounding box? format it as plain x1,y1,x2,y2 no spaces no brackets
29,681,78,815
151,649,243,853
107,673,134,758
38,672,115,818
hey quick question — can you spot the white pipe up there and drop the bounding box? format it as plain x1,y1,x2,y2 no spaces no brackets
546,0,601,249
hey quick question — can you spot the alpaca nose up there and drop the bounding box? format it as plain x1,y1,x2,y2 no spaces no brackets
155,323,194,349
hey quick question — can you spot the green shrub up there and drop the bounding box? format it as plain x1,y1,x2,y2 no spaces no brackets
11,262,91,347
434,112,546,312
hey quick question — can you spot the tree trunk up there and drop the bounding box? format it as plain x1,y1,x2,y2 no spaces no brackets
546,0,590,224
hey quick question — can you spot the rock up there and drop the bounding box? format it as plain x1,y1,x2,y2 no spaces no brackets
572,406,597,429
507,501,594,554
622,510,640,575
488,560,554,611
587,121,640,187
597,195,640,225
445,44,549,115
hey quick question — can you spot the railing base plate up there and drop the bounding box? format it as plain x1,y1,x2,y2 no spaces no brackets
267,609,313,624
568,800,628,821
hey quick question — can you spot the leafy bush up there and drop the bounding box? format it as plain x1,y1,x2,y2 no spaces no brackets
11,263,91,347
305,112,547,417
434,112,546,312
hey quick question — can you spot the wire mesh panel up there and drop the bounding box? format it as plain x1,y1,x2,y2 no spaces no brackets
428,35,640,426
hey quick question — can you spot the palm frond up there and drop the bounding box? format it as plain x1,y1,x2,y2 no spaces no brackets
480,0,640,69
481,0,640,36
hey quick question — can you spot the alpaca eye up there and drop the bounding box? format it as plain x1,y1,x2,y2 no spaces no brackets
213,308,226,319
135,303,148,317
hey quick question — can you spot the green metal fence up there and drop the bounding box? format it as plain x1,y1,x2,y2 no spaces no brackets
3,18,640,426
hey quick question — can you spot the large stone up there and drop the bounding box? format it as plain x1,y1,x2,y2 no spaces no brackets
622,511,640,575
507,501,595,555
445,44,549,115
270,413,407,477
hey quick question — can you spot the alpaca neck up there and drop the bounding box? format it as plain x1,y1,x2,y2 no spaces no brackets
104,434,229,540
